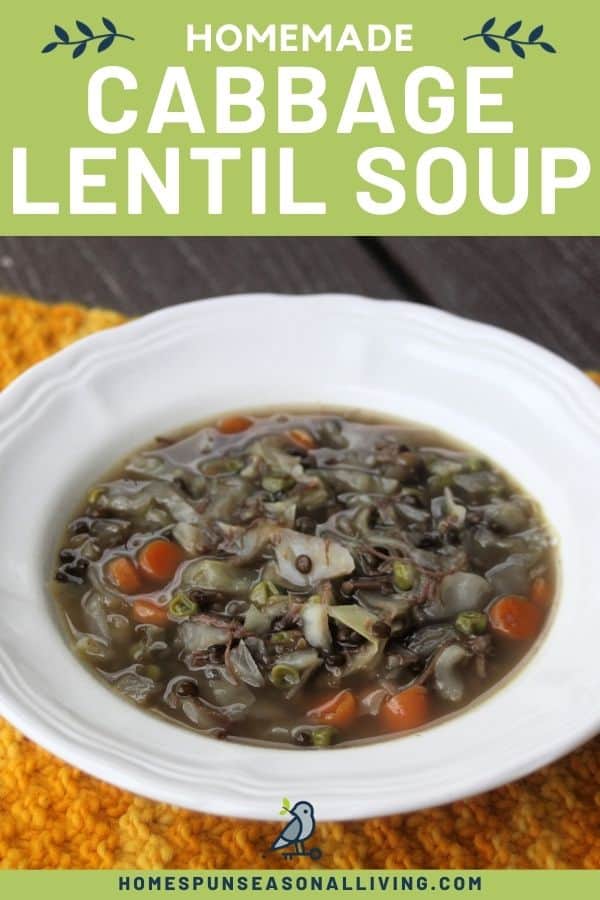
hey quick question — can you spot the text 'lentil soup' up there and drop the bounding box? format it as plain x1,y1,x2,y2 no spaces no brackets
52,411,556,748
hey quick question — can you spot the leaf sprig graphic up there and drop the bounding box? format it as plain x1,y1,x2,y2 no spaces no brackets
279,797,291,816
42,17,134,58
464,18,556,58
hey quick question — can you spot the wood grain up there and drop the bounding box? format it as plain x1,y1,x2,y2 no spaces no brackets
380,238,600,368
0,237,404,316
0,236,596,367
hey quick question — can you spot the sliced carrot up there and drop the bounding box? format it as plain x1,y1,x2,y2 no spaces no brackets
287,428,317,451
307,690,357,729
132,598,170,627
217,415,253,435
489,595,543,641
105,556,143,595
530,577,552,609
138,540,184,584
379,686,430,733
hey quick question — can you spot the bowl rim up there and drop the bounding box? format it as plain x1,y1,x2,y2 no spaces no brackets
0,292,599,822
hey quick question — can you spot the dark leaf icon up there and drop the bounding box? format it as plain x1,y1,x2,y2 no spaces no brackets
76,20,93,37
98,34,115,52
465,17,555,58
529,25,544,42
43,17,133,59
483,34,501,52
504,20,522,37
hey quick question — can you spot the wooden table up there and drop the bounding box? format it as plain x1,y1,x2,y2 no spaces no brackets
0,237,597,368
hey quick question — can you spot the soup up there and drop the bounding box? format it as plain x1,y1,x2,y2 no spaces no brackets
52,411,556,747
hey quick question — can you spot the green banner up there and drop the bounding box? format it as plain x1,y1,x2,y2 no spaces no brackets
0,871,599,898
1,0,598,234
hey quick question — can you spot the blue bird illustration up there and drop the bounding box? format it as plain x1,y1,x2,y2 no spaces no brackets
271,801,316,857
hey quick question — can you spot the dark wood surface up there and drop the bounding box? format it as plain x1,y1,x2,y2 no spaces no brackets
0,237,597,368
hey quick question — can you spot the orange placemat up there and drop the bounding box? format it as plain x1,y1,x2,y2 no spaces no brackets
0,295,599,870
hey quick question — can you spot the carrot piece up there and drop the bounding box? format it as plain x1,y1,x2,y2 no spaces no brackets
307,690,357,729
217,415,253,435
138,540,184,584
287,428,317,451
105,556,143,595
132,598,170,627
530,577,552,609
379,686,430,733
489,595,543,640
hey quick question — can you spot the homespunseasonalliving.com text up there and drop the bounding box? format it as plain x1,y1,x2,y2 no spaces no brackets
117,874,483,892
13,20,591,218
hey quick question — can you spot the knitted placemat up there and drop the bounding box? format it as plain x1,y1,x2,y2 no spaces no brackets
0,295,599,870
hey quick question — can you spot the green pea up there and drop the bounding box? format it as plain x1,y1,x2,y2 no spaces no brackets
202,457,243,476
427,458,462,478
455,611,488,636
262,475,293,494
250,580,281,608
142,664,162,681
270,630,296,645
310,726,337,748
270,664,300,688
169,592,198,619
428,473,455,494
465,457,485,472
393,561,415,591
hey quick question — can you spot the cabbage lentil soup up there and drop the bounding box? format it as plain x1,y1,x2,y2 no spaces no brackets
53,412,555,747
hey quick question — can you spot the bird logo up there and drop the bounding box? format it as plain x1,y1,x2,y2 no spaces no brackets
270,798,322,860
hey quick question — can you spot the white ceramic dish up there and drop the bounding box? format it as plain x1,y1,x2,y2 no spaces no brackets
0,294,599,822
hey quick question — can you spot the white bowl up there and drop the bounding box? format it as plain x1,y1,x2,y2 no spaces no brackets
0,294,599,822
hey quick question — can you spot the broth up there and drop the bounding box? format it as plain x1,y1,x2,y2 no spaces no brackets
52,410,556,748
